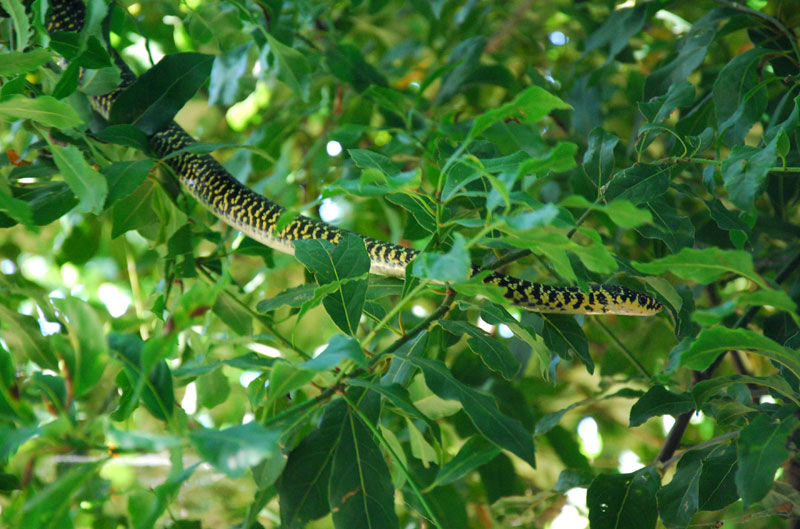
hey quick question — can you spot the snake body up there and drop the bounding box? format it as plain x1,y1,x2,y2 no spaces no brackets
45,0,662,316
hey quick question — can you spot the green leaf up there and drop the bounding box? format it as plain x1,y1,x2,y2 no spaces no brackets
0,307,57,370
385,192,437,232
0,49,51,76
92,124,150,150
107,425,182,452
698,444,739,511
19,462,102,529
0,188,33,227
540,313,593,373
109,333,175,421
629,386,694,427
680,327,800,379
196,367,230,409
0,472,20,492
104,160,154,208
432,436,501,488
109,52,215,134
721,136,778,213
692,374,799,407
279,399,347,527
54,296,109,398
714,48,771,146
0,424,39,462
189,422,281,478
587,467,660,529
644,8,730,99
129,464,197,529
265,360,315,410
349,149,401,178
657,444,736,528
468,85,571,141
559,195,652,228
301,334,367,371
582,128,618,187
329,399,399,529
208,42,251,105
294,234,370,335
639,80,695,123
0,0,30,51
515,141,578,178
265,33,311,101
0,95,83,128
50,145,107,215
584,3,657,64
326,43,387,93
736,414,799,507
111,181,158,238
347,379,441,440
737,289,797,314
605,164,670,205
363,85,409,120
257,284,317,312
397,356,536,468
412,233,471,283
637,197,695,253
434,36,485,104
633,247,768,289
438,319,520,379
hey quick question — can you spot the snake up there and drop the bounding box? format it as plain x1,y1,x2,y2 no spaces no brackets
43,0,661,316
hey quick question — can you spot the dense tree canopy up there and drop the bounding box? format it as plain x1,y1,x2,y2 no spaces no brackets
1,0,800,528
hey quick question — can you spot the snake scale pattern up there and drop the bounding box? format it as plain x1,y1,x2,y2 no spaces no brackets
46,0,662,316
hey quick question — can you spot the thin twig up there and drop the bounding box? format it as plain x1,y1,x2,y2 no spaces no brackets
371,288,457,367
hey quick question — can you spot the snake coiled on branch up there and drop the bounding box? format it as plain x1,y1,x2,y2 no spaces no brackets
44,0,662,316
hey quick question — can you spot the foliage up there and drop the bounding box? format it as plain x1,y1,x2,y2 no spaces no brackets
1,1,800,528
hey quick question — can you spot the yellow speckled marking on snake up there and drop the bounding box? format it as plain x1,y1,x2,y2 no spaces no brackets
46,0,662,316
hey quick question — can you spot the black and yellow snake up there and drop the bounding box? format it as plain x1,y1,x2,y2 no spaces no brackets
44,0,662,316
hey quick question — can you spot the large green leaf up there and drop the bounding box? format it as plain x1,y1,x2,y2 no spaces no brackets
680,327,800,379
412,233,471,283
0,95,83,128
587,467,660,529
633,247,768,288
657,444,738,528
50,145,107,215
189,422,281,479
109,52,214,134
721,137,778,213
629,385,694,427
438,320,520,379
397,356,535,468
265,33,311,101
329,397,399,529
736,414,799,507
18,462,102,529
0,49,51,75
279,399,347,527
294,234,370,335
53,296,109,398
431,436,500,488
468,85,570,141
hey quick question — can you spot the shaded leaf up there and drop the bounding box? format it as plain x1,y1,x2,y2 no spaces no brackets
736,414,798,507
587,467,660,529
189,422,281,478
109,52,214,134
